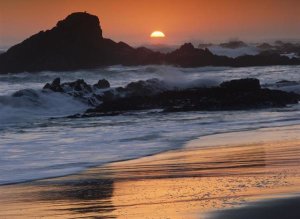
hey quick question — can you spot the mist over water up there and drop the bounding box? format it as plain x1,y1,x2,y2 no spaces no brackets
0,65,300,185
208,45,260,58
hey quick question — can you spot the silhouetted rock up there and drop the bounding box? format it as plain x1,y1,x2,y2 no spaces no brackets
274,42,300,56
85,78,299,114
257,43,274,50
94,79,110,89
43,77,63,92
41,77,299,116
140,44,177,53
233,53,299,67
68,79,92,92
43,78,103,105
0,12,300,73
220,78,260,91
0,12,106,73
44,78,92,93
165,43,230,67
56,12,103,40
124,78,169,96
0,12,163,73
257,41,300,57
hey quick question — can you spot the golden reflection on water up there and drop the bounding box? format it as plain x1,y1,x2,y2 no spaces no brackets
0,127,300,218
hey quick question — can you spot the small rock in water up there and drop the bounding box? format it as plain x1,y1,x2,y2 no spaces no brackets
52,78,61,87
94,79,110,89
69,79,92,92
43,77,63,92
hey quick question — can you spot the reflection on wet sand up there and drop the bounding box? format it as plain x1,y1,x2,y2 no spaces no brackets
0,126,300,218
0,177,116,218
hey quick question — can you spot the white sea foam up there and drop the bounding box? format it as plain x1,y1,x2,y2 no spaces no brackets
0,89,88,127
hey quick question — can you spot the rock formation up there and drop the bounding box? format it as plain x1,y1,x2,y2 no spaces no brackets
42,77,300,117
0,12,299,73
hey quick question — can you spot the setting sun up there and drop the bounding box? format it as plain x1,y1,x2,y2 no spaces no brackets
150,31,165,38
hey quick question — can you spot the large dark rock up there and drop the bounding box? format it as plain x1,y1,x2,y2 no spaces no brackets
44,78,93,93
0,12,162,73
220,78,261,91
124,78,169,96
43,78,102,105
88,87,299,114
81,78,299,115
165,43,229,67
55,12,103,41
0,12,106,73
233,53,298,67
41,77,300,116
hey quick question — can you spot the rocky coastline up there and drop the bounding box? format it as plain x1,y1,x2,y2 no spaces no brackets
0,12,299,73
41,77,300,117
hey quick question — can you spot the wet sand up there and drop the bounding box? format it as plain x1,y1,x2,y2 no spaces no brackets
0,125,300,218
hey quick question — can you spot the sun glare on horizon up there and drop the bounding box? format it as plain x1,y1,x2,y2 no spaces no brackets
150,31,165,38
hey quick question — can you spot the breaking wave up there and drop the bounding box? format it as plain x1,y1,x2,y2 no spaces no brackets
0,89,88,128
0,65,300,185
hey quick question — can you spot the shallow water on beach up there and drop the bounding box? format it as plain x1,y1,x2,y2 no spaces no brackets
0,65,300,185
1,126,300,219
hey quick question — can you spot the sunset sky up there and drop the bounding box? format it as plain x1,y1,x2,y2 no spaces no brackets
1,0,300,49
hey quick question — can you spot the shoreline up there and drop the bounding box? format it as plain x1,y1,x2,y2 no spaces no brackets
2,122,300,187
1,125,300,218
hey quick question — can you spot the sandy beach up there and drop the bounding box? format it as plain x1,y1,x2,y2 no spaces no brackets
1,125,300,219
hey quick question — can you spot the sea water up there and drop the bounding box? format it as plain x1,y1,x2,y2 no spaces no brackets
0,65,300,185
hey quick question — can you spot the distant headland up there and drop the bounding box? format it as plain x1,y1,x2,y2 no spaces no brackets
0,12,299,73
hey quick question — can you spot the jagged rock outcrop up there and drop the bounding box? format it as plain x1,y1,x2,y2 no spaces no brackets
44,77,102,105
87,78,299,114
44,78,63,92
0,12,299,73
0,12,106,72
220,78,260,91
233,53,299,67
165,43,233,67
42,77,300,117
94,79,110,89
0,12,163,73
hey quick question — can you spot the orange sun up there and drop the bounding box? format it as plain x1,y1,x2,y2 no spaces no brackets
150,31,165,38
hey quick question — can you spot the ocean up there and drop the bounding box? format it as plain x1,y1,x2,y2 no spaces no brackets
0,65,300,185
